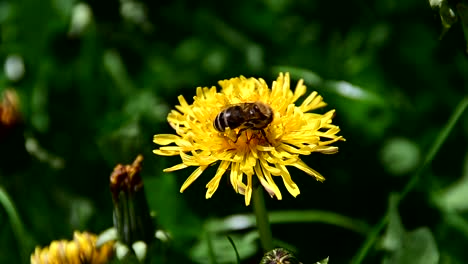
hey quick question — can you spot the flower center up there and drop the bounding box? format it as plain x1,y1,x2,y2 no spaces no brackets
223,129,271,147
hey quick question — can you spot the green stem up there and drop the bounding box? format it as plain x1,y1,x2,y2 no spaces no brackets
252,186,274,252
350,96,468,264
400,97,468,199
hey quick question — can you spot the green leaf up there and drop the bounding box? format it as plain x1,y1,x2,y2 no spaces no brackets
441,212,468,240
381,195,405,252
190,232,258,264
321,80,386,106
383,227,439,264
382,195,439,264
434,151,468,211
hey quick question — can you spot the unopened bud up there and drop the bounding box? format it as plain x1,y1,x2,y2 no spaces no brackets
110,155,155,246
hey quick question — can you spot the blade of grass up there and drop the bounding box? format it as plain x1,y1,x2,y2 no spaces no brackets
0,186,29,262
350,96,468,264
226,236,241,264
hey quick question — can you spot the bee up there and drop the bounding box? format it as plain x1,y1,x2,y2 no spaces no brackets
214,101,273,143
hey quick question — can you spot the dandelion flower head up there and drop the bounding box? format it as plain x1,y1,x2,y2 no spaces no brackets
153,72,344,205
30,231,114,264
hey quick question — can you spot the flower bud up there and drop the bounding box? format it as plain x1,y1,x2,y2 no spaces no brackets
110,155,155,246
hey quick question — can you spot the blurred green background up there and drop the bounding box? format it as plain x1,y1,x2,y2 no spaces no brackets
1,0,468,263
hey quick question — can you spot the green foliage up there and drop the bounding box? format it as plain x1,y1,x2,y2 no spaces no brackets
226,236,241,264
380,137,421,176
0,187,33,263
434,152,468,211
1,0,468,263
381,195,439,264
191,232,257,264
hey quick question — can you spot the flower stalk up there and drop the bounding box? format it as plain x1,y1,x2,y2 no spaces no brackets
252,184,274,252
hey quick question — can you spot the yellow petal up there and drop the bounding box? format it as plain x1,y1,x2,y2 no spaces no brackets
237,181,247,195
300,91,327,112
258,155,282,175
180,166,207,192
153,149,180,156
244,173,253,206
292,160,325,182
256,145,275,152
276,164,300,197
314,146,339,154
153,134,181,145
278,143,311,155
206,161,230,198
240,152,256,176
230,162,241,193
291,79,306,103
254,162,282,199
177,95,190,110
163,163,188,172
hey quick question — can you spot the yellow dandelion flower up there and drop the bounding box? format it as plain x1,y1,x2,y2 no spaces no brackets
30,231,114,264
153,72,344,206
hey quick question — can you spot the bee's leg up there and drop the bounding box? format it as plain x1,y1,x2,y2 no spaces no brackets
260,129,272,145
233,128,248,143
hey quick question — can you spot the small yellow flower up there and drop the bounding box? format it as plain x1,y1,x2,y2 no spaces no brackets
153,72,344,205
30,231,114,264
